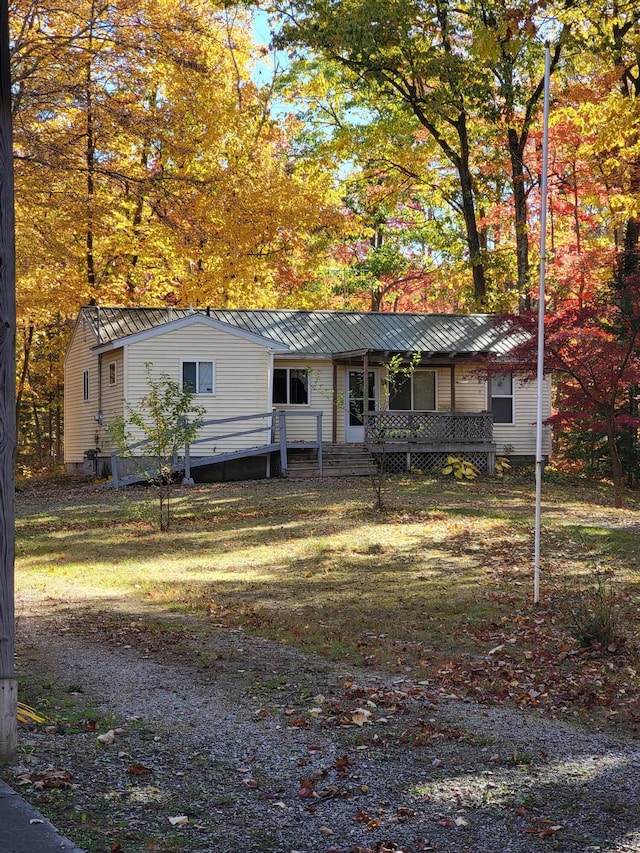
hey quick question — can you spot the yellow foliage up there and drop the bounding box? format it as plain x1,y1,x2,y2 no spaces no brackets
17,702,46,725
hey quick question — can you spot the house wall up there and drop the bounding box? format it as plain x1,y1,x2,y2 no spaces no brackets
97,350,125,456
494,376,552,456
63,315,101,467
454,367,552,456
273,358,333,444
454,366,486,411
123,322,272,455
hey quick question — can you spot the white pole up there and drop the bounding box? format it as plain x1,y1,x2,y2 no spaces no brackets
534,43,552,605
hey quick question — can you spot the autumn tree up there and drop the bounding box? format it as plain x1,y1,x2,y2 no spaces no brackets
10,0,343,310
270,0,574,308
9,0,345,463
503,277,640,508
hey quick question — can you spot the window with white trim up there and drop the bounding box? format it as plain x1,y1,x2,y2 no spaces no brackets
83,370,89,402
389,370,436,410
182,360,215,394
273,368,309,405
108,361,117,386
490,373,514,424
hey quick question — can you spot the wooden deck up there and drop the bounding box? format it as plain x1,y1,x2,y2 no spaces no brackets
364,410,496,473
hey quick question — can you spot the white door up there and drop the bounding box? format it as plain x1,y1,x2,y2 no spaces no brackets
345,370,377,443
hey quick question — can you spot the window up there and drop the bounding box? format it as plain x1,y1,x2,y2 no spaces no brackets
182,360,214,394
83,370,89,402
490,373,514,424
108,362,117,386
389,370,436,410
273,368,309,405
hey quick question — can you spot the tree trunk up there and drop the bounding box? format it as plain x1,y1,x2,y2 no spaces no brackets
15,322,33,440
457,118,486,305
85,9,97,299
508,128,530,307
606,412,624,509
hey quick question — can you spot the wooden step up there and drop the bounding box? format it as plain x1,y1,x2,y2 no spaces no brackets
287,444,377,478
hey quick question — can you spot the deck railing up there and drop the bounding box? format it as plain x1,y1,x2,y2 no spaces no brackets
364,410,493,445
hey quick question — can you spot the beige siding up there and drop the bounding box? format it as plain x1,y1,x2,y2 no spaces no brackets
274,358,333,443
494,376,552,456
453,366,487,411
98,350,126,455
63,316,100,464
123,322,272,454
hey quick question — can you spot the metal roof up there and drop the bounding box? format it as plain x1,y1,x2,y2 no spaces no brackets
81,306,523,357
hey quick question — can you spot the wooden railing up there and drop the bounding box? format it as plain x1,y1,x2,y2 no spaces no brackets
110,410,324,486
364,410,493,445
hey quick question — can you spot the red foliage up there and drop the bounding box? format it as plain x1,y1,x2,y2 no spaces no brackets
501,275,640,505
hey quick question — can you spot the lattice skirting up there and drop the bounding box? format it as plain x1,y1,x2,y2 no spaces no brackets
373,451,492,476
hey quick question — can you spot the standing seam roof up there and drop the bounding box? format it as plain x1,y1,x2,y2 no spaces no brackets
82,307,523,355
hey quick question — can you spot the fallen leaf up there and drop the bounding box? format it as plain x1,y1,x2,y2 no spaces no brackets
351,708,371,726
168,815,188,826
126,763,153,776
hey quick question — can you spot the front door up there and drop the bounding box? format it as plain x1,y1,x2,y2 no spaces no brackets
345,370,377,443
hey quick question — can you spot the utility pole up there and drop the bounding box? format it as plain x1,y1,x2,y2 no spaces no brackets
0,0,17,761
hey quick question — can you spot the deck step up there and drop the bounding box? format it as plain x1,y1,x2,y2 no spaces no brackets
287,444,378,478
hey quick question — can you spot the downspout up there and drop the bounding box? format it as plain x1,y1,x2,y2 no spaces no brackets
97,352,103,434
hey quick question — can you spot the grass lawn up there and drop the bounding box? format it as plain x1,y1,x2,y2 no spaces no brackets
14,472,640,733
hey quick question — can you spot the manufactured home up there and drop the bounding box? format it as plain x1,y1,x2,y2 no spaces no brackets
64,306,551,483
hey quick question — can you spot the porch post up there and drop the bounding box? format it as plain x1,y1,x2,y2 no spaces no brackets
363,351,369,442
183,441,192,485
450,365,456,411
332,362,338,444
278,410,288,475
317,412,323,475
111,450,120,487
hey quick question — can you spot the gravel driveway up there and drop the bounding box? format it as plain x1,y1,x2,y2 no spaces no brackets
7,607,640,853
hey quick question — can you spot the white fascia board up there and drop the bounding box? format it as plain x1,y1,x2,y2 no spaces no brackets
92,313,291,354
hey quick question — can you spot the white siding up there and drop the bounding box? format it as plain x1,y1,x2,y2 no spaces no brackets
273,358,333,444
63,316,100,464
123,322,272,454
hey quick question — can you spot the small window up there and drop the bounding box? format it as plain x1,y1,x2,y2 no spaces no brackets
491,373,514,424
182,360,215,394
108,362,117,386
273,368,309,405
83,370,89,402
